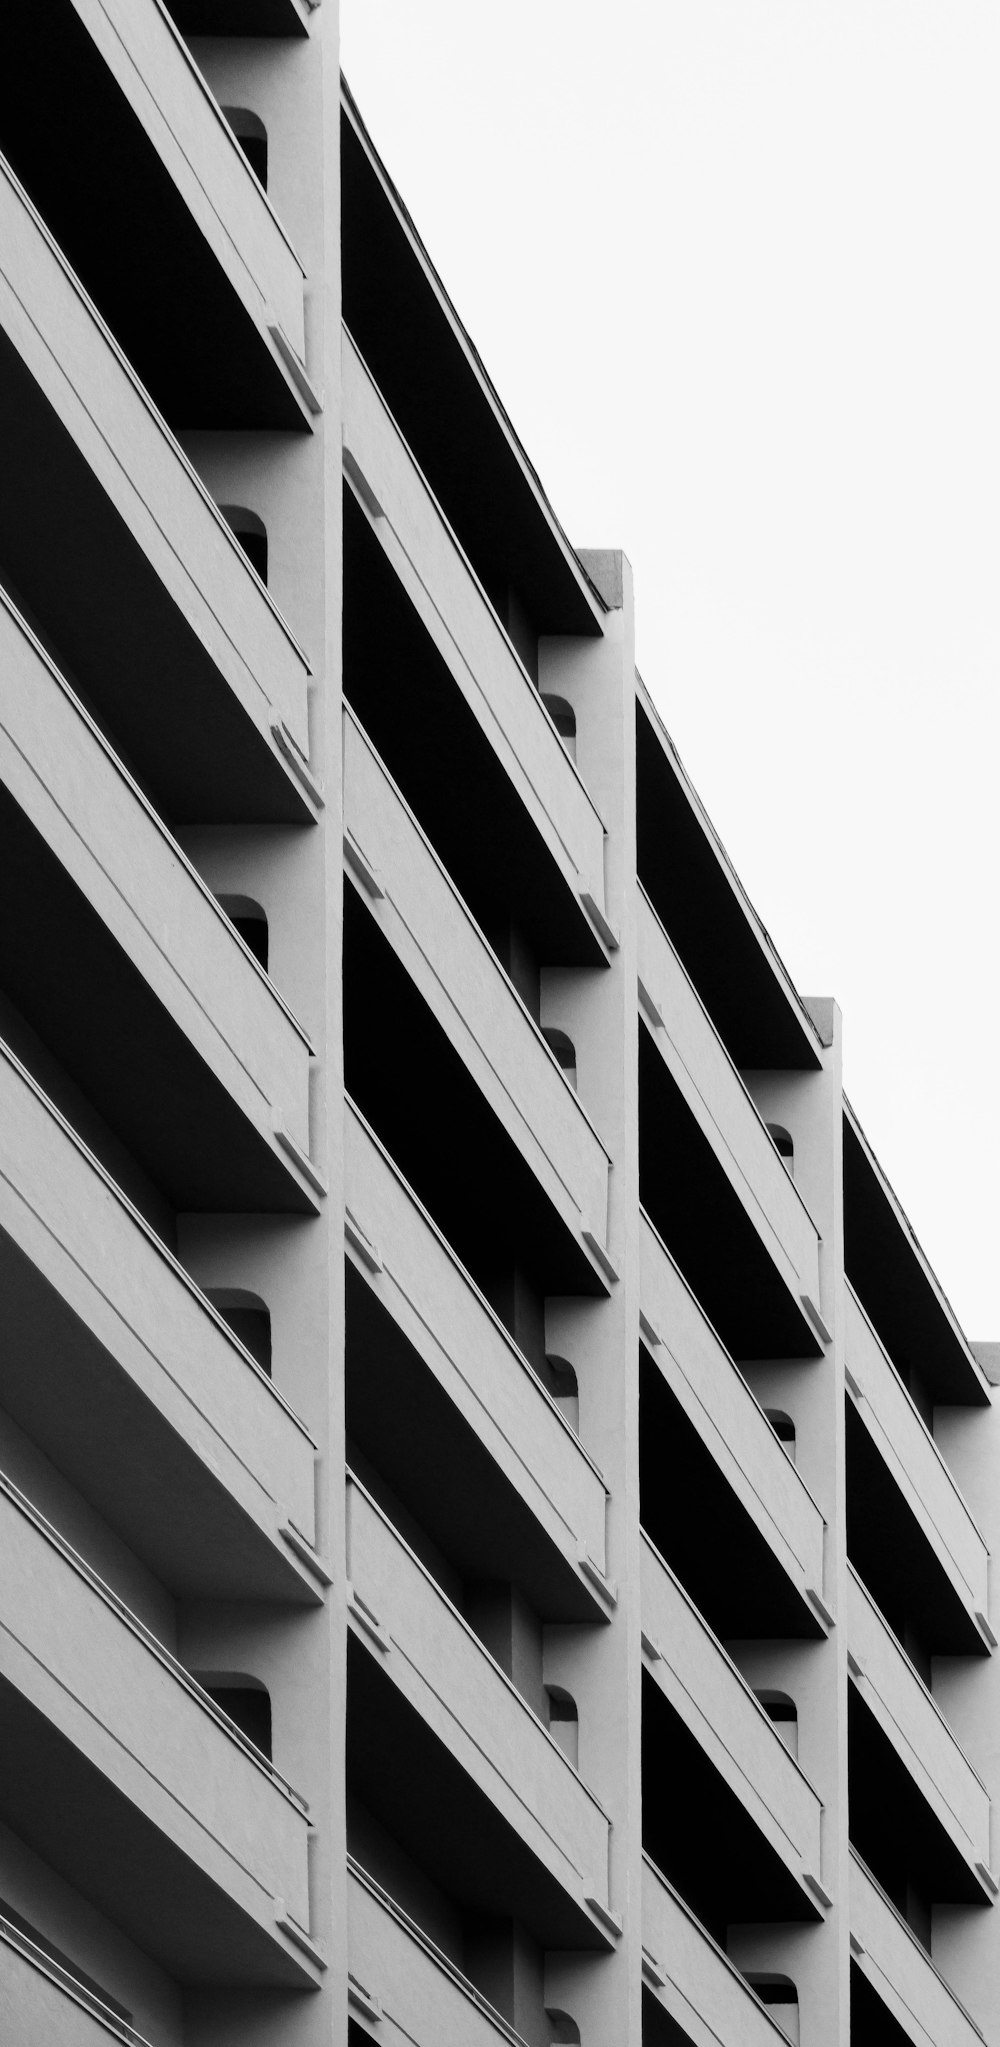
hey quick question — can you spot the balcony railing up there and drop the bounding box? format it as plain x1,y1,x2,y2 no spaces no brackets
342,327,609,939
847,1568,992,1891
849,1851,986,2047
641,1211,827,1623
0,1468,317,1983
344,706,611,1256
347,1473,613,1939
345,1100,610,1603
348,1859,529,2046
638,884,822,1323
0,147,313,812
0,1910,152,2047
846,1288,989,1633
641,1533,824,1901
642,1855,793,2047
0,1036,321,1601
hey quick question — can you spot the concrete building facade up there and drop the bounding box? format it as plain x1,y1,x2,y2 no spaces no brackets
0,6,997,2045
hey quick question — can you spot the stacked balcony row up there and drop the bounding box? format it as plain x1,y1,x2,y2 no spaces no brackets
0,12,333,2033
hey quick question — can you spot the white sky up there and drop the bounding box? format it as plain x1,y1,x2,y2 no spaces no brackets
341,0,1000,1337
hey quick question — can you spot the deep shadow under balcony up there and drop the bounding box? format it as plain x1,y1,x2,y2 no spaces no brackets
639,1031,821,1361
642,1674,822,1949
0,8,308,429
344,885,605,1303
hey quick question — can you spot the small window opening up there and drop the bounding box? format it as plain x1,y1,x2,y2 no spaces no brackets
222,107,268,190
546,1686,579,1769
542,1027,577,1091
546,2013,581,2044
206,1287,272,1376
196,1673,272,1761
764,1409,796,1462
543,1354,579,1433
541,694,577,760
219,504,268,585
767,1123,794,1176
755,1690,798,1757
215,893,268,972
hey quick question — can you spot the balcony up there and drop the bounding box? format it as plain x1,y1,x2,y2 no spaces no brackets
0,1038,321,1604
343,332,609,963
846,1291,990,1648
640,1213,827,1638
0,149,313,826
344,1102,609,1618
345,707,610,1251
348,1860,525,2047
642,1855,793,2047
342,95,604,647
641,1535,824,1905
636,682,822,1072
0,1908,153,2047
346,1476,614,1951
0,587,316,1213
0,0,312,429
0,1471,318,1986
638,887,821,1360
844,1107,989,1408
849,1853,987,2047
847,1570,991,1899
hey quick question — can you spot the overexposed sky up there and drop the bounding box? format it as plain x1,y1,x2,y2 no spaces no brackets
341,1,1000,1336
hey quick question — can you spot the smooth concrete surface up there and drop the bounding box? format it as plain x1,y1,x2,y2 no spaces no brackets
344,707,610,1251
342,329,608,926
641,1535,824,1896
640,1213,827,1615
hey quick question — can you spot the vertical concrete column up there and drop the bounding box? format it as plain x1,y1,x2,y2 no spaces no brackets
735,1005,850,2045
178,13,347,2046
538,553,643,2044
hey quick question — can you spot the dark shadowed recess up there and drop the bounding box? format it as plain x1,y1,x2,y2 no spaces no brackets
846,1399,987,1657
0,786,309,1216
639,1033,821,1362
346,1262,597,1624
343,885,603,1303
642,1677,820,1948
343,491,603,972
636,700,821,1073
0,337,306,827
347,1639,607,1954
342,93,601,641
640,1352,824,1642
848,1686,987,1914
0,6,303,428
843,1114,987,1407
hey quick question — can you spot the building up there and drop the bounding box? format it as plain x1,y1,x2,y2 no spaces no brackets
0,5,997,2045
